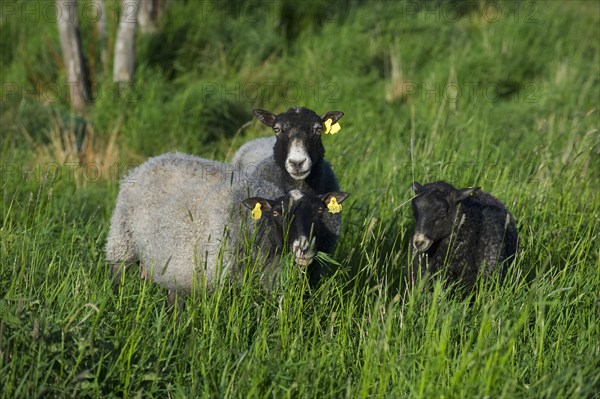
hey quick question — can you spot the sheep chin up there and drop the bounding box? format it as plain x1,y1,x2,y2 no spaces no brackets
285,162,312,180
286,167,311,180
294,255,315,266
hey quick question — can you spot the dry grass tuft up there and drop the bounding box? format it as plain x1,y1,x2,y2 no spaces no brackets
22,114,121,188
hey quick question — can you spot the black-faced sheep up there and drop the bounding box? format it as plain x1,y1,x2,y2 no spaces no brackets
232,106,343,195
105,153,349,300
231,106,345,258
410,181,518,288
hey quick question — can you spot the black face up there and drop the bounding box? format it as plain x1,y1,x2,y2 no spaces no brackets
243,190,349,266
412,192,455,243
411,181,480,252
253,107,344,180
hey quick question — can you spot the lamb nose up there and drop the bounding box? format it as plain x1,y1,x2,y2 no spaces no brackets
412,233,429,251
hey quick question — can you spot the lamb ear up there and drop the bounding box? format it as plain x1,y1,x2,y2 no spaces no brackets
242,197,273,213
320,192,349,205
253,109,276,127
455,187,480,202
321,111,344,124
412,182,424,193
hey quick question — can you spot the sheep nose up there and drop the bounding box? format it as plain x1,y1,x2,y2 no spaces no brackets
288,157,307,168
412,233,433,253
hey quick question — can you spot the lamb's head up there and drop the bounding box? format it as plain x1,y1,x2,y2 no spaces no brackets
243,190,349,266
253,107,344,180
411,181,480,253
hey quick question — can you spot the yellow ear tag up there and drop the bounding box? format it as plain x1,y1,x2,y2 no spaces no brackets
324,118,341,134
251,203,262,220
327,197,342,214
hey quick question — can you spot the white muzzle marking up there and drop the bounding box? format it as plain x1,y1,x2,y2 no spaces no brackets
292,235,316,266
412,233,433,253
285,139,312,180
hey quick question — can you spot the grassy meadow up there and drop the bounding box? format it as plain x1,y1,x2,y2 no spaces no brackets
1,0,599,397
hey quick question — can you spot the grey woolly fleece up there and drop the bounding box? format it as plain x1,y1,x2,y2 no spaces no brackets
230,136,276,175
105,153,284,294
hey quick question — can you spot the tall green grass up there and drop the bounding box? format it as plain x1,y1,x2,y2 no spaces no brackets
1,0,599,397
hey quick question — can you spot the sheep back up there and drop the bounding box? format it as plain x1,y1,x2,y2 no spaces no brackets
106,153,283,294
230,136,276,175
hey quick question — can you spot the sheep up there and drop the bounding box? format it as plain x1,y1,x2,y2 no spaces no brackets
231,106,345,257
105,152,349,301
410,181,518,288
232,106,343,193
230,136,276,175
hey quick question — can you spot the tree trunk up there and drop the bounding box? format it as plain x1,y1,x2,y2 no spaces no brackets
138,0,158,34
138,0,170,33
91,0,107,72
56,0,90,114
113,0,140,83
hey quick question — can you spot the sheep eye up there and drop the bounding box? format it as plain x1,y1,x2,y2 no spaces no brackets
273,126,282,134
272,210,280,217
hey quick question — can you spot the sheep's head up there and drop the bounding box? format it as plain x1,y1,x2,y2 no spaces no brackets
411,181,480,253
243,190,349,266
253,107,344,180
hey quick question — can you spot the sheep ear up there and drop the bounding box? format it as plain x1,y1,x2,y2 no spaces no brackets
321,111,344,124
253,109,276,127
412,182,424,193
320,192,349,205
242,197,273,213
455,187,480,202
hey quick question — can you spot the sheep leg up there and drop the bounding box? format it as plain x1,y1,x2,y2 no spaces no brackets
140,262,148,281
111,263,125,286
106,222,138,290
167,290,177,307
109,263,130,297
106,198,137,277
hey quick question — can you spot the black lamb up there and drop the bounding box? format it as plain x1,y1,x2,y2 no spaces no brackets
410,181,518,288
